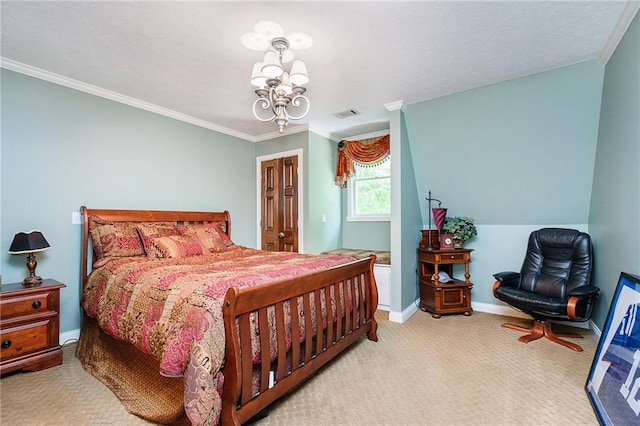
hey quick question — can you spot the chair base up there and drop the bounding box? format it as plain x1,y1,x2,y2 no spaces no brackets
502,320,584,352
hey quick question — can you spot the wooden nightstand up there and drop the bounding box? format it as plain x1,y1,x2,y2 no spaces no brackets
0,279,66,375
417,248,474,318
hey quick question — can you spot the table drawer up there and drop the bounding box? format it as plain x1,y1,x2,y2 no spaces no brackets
0,320,51,360
0,292,51,319
434,251,469,263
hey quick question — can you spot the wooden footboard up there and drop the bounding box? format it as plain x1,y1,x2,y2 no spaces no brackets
221,255,379,425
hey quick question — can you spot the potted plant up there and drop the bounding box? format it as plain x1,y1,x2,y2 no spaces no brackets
442,216,477,248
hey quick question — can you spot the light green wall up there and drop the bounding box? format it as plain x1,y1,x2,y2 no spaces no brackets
307,132,342,254
406,60,604,225
588,12,640,330
403,60,605,306
399,111,423,309
1,69,256,333
340,217,390,251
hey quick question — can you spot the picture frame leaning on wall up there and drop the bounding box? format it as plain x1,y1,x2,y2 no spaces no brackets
586,272,640,425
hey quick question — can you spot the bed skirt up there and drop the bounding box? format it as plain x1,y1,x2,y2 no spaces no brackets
75,315,189,425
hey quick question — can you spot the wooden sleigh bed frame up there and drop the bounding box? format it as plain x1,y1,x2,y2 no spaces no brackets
78,206,379,425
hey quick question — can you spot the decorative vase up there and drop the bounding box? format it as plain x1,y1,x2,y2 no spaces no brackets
453,239,464,249
432,207,447,235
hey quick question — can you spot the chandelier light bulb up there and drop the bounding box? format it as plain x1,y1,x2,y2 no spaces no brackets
280,72,293,95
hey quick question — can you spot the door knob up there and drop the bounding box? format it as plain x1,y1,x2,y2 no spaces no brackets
278,232,285,238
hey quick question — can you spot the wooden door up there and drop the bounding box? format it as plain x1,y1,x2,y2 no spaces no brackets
261,156,299,252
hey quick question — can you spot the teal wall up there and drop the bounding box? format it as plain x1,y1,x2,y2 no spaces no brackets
399,112,423,310
589,12,640,329
406,60,604,225
307,132,342,254
403,60,605,307
341,216,390,251
1,69,256,333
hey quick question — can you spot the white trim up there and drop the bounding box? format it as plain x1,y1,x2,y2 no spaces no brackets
472,301,591,330
598,1,640,64
388,300,419,323
0,57,311,143
342,129,390,141
346,215,391,222
255,149,305,253
253,124,310,142
346,162,391,221
472,301,532,320
384,100,405,111
60,328,80,346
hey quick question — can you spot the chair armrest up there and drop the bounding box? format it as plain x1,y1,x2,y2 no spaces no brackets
493,271,520,287
567,285,599,298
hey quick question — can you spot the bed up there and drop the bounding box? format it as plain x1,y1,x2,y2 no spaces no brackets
75,206,378,425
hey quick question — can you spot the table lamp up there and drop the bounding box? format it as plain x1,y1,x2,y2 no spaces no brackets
8,230,50,287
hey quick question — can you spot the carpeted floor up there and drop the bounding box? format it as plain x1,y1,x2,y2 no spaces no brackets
0,311,600,425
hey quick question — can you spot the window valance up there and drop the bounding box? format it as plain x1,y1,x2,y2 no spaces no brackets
335,135,390,187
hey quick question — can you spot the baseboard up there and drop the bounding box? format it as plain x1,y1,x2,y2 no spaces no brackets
388,300,419,323
471,301,532,320
377,304,390,312
471,301,594,331
60,328,80,346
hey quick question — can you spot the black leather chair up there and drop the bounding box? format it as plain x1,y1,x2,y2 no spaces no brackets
492,228,598,351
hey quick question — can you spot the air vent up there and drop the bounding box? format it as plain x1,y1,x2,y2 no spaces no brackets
333,108,360,119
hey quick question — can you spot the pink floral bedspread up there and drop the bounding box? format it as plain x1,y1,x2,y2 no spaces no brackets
82,246,354,425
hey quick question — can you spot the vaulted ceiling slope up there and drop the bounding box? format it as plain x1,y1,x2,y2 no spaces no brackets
1,1,637,142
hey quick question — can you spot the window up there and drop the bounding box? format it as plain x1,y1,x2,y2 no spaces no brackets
347,160,391,221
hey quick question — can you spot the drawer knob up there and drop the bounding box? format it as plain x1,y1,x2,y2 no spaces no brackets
1,340,11,349
32,301,42,309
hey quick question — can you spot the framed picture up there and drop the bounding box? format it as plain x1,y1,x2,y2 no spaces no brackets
585,272,640,425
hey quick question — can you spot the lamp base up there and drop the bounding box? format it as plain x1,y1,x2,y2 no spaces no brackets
22,275,43,287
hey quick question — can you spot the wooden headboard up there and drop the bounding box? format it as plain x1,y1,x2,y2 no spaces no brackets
80,206,231,288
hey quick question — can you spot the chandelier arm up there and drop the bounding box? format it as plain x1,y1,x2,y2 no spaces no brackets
252,98,277,122
285,94,310,120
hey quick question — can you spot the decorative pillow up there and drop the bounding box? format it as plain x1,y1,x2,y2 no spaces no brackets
150,234,206,258
135,223,181,258
177,223,227,253
89,216,146,262
215,222,234,247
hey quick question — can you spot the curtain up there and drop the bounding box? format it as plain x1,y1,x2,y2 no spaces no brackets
335,135,390,187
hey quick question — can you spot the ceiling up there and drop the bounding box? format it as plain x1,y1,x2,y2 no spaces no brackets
1,1,636,142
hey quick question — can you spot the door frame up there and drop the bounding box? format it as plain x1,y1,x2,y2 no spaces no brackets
256,148,304,253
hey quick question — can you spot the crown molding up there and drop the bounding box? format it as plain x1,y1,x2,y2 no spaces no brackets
343,129,390,141
253,123,310,142
0,57,263,142
598,1,640,65
384,100,405,111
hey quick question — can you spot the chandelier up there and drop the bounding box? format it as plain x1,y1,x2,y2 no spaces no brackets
250,36,310,133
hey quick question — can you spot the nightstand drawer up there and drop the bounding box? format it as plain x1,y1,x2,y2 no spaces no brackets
434,251,469,263
0,320,51,360
0,292,51,319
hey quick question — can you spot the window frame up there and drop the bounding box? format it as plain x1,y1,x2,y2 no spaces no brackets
346,161,391,222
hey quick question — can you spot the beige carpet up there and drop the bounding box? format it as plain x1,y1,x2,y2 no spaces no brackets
0,311,600,425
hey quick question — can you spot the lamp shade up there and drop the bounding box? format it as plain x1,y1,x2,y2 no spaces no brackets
261,50,283,78
289,60,309,85
9,230,50,254
250,62,267,87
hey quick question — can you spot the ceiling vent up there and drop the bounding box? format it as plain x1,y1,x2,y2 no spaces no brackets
333,108,360,119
